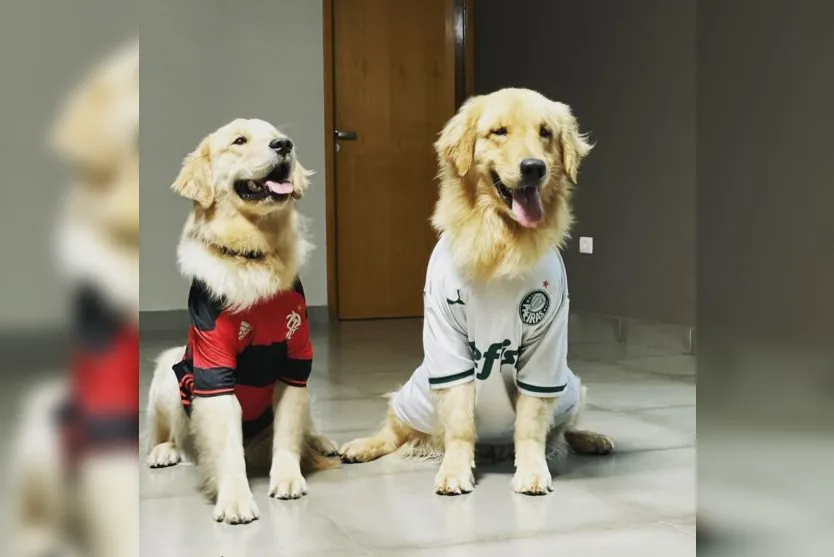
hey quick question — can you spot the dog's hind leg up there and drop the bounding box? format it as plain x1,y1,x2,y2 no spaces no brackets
146,347,187,468
12,380,72,557
340,403,414,463
306,432,339,457
146,414,183,468
562,384,614,455
565,429,614,455
304,408,339,458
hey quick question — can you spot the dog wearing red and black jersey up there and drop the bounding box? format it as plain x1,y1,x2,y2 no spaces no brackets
12,41,139,557
146,118,337,525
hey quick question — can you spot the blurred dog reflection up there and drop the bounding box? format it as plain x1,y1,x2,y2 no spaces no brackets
11,40,138,557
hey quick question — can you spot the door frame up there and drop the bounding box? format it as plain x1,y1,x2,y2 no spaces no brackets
322,0,475,319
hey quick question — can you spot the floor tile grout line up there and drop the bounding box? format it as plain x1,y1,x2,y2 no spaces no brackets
612,406,697,436
615,403,697,416
568,362,697,383
569,480,690,529
612,363,696,381
319,513,377,556
367,513,691,554
615,351,697,362
625,406,697,418
587,402,695,413
661,520,697,538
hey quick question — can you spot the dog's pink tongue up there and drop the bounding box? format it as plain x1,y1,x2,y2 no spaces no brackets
265,180,293,194
511,187,543,228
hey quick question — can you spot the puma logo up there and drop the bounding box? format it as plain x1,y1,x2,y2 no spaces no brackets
446,289,465,306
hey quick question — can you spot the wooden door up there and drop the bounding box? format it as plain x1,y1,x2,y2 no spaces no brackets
330,0,458,319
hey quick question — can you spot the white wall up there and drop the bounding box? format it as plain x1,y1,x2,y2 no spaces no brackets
140,0,327,310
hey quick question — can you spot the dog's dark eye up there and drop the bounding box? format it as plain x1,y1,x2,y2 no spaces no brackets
232,136,247,145
490,127,508,136
539,126,552,139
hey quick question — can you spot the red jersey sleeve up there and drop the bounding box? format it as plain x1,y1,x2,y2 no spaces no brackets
187,281,237,397
279,279,313,387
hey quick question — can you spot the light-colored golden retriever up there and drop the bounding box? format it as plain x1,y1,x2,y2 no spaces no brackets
145,119,337,525
12,41,139,557
341,88,613,495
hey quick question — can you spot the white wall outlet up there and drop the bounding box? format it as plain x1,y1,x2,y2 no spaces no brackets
579,236,594,254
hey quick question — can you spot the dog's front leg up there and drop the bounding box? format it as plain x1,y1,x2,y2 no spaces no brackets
191,396,258,524
269,383,309,499
434,381,476,495
512,394,556,495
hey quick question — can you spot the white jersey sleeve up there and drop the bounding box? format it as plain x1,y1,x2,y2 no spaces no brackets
421,242,475,390
515,262,570,398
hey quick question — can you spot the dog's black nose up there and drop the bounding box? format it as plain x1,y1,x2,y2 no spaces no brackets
269,138,294,156
520,158,546,180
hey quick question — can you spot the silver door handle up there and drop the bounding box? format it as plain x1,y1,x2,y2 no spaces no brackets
335,129,358,141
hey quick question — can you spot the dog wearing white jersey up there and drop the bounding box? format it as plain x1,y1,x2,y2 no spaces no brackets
340,88,613,495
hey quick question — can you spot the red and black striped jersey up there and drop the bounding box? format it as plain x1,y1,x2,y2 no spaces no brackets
58,285,140,467
173,278,313,435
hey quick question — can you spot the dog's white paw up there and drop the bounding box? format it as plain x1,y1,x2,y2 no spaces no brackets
434,461,475,495
146,442,181,468
213,483,259,525
512,465,553,495
269,471,308,500
269,451,308,500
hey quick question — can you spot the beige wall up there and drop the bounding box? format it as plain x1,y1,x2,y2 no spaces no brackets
0,0,136,330
140,0,327,310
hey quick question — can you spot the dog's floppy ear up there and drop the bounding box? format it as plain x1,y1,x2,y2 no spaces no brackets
556,105,593,185
171,138,214,208
291,161,314,200
435,96,481,177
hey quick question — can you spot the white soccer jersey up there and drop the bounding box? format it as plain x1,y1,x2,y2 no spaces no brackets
392,235,581,444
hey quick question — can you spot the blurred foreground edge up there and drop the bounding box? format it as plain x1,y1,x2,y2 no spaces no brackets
11,39,139,557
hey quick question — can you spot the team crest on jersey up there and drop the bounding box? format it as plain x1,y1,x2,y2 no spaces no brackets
238,321,252,340
519,289,550,325
285,311,302,340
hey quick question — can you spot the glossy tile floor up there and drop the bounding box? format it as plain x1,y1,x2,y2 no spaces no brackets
140,317,696,556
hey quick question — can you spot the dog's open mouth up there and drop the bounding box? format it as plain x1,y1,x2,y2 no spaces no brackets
491,170,543,228
234,163,294,202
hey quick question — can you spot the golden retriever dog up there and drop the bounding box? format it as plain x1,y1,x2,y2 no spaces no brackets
12,40,139,557
341,88,613,495
145,118,338,525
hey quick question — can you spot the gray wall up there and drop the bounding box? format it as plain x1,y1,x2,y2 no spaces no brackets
0,0,136,330
140,0,327,311
474,0,696,325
